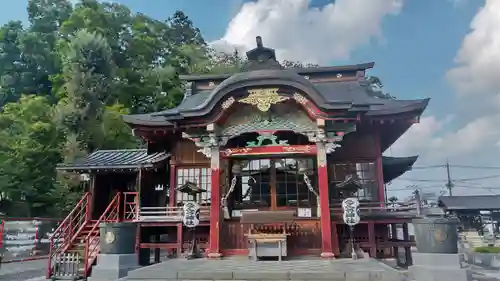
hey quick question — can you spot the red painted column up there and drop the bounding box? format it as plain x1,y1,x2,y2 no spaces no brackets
317,141,334,258
207,124,222,258
375,134,385,207
169,161,176,207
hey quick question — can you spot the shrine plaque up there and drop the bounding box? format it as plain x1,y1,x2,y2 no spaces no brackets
297,208,312,218
182,201,200,228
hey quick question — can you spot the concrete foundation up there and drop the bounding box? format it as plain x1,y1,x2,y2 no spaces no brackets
124,258,404,281
88,254,138,281
409,253,473,281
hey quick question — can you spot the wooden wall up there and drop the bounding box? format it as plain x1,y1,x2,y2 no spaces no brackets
171,139,209,165
220,219,321,255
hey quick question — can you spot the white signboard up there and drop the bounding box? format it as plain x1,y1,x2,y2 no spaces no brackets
342,198,360,226
182,201,200,228
298,208,312,218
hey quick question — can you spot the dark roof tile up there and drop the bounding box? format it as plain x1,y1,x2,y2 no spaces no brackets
439,195,500,211
57,149,170,171
382,156,418,183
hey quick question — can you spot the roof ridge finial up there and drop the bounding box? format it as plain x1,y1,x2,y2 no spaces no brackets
256,36,263,48
244,36,282,71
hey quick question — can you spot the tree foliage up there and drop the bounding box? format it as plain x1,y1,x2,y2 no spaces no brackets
0,0,317,217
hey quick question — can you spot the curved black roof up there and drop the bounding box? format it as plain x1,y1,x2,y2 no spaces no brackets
123,36,429,127
122,78,429,126
382,155,418,183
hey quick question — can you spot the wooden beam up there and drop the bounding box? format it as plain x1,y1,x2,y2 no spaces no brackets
221,145,317,158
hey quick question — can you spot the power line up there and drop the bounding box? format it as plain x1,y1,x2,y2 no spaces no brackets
454,174,500,182
450,165,500,170
412,165,445,169
386,162,500,196
412,164,500,170
393,174,500,183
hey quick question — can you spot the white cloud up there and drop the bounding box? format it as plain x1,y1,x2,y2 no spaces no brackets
211,0,403,64
386,0,500,197
212,0,500,197
393,0,500,160
446,0,500,99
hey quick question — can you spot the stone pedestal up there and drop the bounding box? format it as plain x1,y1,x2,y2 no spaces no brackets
412,216,459,254
88,254,138,281
88,222,138,281
409,253,472,281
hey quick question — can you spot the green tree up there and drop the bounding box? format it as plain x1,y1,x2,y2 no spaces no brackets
0,21,26,105
0,95,65,216
59,29,116,152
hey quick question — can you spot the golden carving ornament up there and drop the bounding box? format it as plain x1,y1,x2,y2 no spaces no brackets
105,232,116,244
292,93,308,105
224,147,252,156
282,145,313,153
433,229,448,242
238,88,289,112
221,96,235,110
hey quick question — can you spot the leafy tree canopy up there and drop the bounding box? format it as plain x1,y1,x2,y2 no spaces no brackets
0,0,321,217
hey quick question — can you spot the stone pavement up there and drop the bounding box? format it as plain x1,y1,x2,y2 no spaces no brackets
124,257,404,281
0,259,47,281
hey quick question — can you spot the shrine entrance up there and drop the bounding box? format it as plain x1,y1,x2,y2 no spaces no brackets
230,157,318,214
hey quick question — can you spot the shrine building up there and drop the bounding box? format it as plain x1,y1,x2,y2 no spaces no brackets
47,36,428,279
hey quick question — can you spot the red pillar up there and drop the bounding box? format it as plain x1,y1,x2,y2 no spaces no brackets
317,142,334,258
208,145,222,258
169,161,176,207
375,134,385,206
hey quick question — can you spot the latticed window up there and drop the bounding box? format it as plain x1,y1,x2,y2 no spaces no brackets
176,167,211,205
328,162,377,201
238,158,317,209
275,158,317,208
240,159,272,208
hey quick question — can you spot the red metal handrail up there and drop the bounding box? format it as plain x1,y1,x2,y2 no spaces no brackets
83,192,121,277
123,192,139,221
46,193,91,278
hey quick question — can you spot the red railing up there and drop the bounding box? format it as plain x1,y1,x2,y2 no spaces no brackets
46,193,91,278
83,192,121,277
123,192,139,221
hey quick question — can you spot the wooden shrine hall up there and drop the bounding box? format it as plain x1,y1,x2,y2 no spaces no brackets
48,36,428,279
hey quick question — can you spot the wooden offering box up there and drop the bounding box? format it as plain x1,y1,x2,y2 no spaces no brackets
241,210,294,261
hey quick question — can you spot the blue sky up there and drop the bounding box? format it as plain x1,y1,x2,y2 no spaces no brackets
0,0,480,115
3,0,500,199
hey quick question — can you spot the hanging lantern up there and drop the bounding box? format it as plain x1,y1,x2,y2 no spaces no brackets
297,159,308,174
231,161,242,175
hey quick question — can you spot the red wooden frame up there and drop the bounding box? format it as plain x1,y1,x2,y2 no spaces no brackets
221,145,317,158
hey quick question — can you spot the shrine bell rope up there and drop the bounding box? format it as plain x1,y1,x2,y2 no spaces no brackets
303,173,321,218
222,176,238,219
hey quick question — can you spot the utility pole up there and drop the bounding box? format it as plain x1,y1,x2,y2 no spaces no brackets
413,189,422,216
445,160,454,196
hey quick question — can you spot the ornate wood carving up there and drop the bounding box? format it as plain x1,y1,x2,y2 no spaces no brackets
222,145,316,157
181,132,212,158
221,96,235,110
246,133,288,147
292,93,308,105
307,123,356,154
220,104,317,145
238,88,289,112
